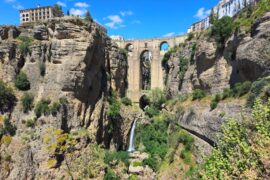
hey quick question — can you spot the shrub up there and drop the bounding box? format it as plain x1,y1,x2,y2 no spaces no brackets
211,16,235,49
15,72,30,91
148,88,166,109
104,151,129,166
0,135,12,146
233,81,252,97
247,77,270,106
17,36,33,55
0,118,17,138
128,174,138,180
178,130,194,151
179,57,189,80
34,99,51,117
210,100,218,110
39,63,46,76
50,102,61,116
26,118,36,128
104,168,119,180
210,94,221,110
107,98,121,121
181,149,192,164
192,89,206,101
121,97,132,106
143,156,158,171
222,88,234,99
0,80,16,113
132,161,143,167
21,93,34,113
145,106,159,118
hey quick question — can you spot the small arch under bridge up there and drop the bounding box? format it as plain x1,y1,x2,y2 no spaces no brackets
114,35,187,102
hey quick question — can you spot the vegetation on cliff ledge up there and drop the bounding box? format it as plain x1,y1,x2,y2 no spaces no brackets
194,98,270,179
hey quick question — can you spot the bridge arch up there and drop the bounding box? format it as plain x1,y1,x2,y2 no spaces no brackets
140,50,152,90
160,41,170,51
125,43,134,52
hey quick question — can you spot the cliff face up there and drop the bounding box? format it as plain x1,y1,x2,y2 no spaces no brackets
0,18,129,179
164,13,270,146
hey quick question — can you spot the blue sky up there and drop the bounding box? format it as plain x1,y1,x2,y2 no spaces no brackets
0,0,219,39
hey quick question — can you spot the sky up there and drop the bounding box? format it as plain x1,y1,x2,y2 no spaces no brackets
0,0,220,39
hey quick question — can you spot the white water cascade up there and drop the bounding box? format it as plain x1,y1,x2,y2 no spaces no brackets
127,119,137,152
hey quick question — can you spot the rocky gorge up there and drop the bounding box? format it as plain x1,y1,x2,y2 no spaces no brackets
0,4,269,180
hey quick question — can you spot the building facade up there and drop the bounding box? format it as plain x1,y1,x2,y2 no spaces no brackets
19,6,54,24
188,0,258,33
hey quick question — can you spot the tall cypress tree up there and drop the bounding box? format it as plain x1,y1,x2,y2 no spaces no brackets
85,10,92,22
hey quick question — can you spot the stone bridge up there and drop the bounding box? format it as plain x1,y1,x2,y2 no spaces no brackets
114,35,187,102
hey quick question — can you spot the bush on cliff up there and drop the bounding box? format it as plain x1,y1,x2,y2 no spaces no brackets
196,98,270,179
15,72,30,91
211,16,235,49
34,99,51,117
210,94,221,110
121,97,132,106
0,117,17,138
17,36,33,55
179,57,189,80
247,77,270,107
107,91,121,121
192,89,206,101
232,81,252,97
21,93,34,113
0,80,17,113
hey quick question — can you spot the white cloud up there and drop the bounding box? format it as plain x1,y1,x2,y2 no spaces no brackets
57,1,66,7
120,11,133,17
75,2,90,8
104,15,124,29
163,32,175,37
194,8,211,20
12,4,23,9
5,0,24,10
70,8,87,16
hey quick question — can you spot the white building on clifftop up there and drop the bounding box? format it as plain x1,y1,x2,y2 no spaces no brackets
19,6,55,24
188,0,259,33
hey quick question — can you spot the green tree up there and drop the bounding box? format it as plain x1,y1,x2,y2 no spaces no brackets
85,10,92,21
15,72,30,91
211,16,235,49
209,8,217,24
0,80,16,113
53,4,64,17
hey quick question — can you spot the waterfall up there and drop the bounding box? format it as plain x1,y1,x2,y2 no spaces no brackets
127,119,137,152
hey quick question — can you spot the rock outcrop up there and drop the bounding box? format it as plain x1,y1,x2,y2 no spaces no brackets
0,17,129,179
163,13,270,149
